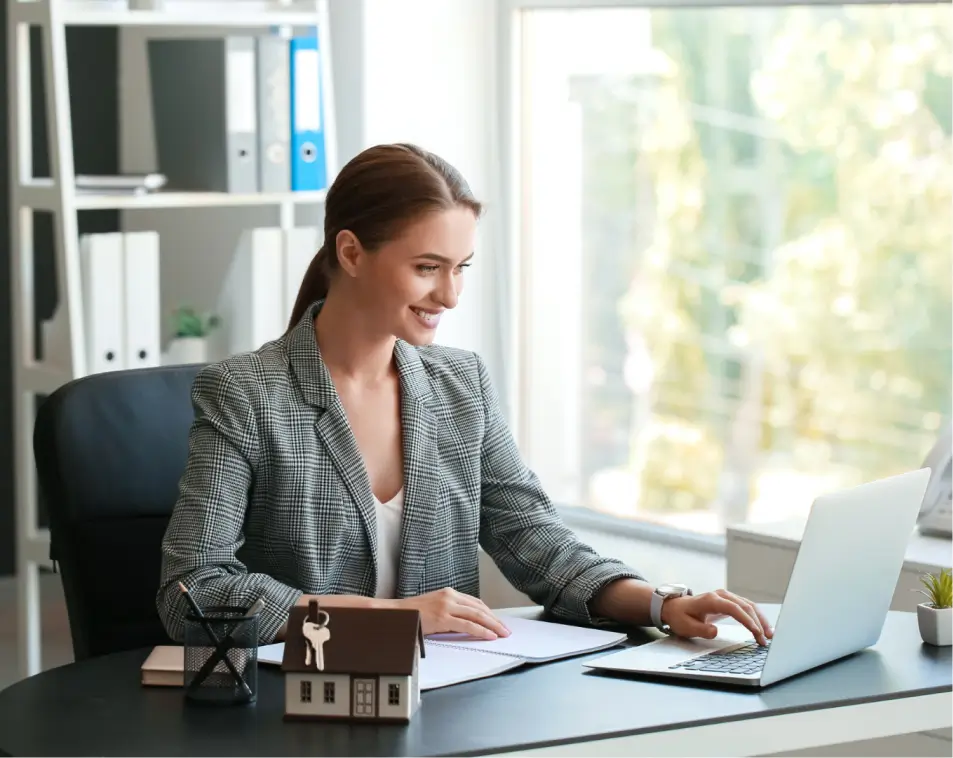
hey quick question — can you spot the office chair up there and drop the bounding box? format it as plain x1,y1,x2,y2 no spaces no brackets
33,363,203,661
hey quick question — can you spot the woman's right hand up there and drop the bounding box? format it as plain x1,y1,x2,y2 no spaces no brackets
392,588,511,640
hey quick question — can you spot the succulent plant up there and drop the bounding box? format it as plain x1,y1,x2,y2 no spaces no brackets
916,568,952,609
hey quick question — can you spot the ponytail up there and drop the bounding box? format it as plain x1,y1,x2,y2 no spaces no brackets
286,243,331,331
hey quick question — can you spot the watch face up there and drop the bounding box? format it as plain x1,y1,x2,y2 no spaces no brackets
657,583,689,597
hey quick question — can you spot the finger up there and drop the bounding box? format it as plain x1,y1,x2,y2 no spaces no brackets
444,610,499,641
451,603,511,639
450,594,512,635
718,591,768,645
753,603,774,638
707,596,767,644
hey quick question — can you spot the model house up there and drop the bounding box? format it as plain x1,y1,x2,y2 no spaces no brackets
281,600,426,723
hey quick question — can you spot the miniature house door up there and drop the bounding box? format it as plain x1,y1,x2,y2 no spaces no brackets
353,678,376,717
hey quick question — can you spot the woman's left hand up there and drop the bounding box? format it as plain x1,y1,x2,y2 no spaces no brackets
661,589,773,646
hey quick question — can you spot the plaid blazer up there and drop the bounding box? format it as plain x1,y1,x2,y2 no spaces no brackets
158,300,644,643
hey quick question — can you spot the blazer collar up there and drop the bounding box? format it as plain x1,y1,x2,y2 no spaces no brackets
287,299,440,597
286,299,433,409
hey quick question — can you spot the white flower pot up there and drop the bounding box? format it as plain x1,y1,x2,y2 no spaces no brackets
917,603,952,647
164,336,208,366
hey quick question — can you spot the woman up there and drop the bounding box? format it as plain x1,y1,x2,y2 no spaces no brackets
157,143,772,647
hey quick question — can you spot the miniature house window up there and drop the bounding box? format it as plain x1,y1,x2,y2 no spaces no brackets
323,681,335,704
388,683,400,706
300,681,312,703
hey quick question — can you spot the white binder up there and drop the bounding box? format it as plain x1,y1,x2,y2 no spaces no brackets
212,227,285,359
283,227,320,324
122,231,161,370
79,233,125,373
256,35,292,193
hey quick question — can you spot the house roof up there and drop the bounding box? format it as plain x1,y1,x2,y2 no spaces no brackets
281,601,425,676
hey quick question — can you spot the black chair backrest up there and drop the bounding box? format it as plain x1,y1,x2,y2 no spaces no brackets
33,363,203,661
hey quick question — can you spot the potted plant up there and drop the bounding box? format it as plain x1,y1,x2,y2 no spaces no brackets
915,568,952,647
165,307,220,365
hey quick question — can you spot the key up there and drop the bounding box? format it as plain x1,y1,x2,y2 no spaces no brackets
313,625,330,670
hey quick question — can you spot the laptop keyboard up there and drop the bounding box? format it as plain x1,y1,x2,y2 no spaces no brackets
669,641,770,676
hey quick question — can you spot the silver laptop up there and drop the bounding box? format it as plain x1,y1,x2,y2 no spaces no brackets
584,468,931,688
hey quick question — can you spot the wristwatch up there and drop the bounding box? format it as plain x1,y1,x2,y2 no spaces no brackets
650,583,693,633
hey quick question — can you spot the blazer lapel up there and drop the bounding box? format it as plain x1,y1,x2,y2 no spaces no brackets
393,340,441,598
287,301,379,577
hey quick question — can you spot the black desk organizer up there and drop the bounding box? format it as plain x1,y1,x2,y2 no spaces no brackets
183,605,260,706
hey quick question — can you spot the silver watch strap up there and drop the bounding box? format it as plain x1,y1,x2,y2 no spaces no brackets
650,590,666,629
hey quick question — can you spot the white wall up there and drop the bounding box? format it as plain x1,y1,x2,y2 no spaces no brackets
361,0,497,359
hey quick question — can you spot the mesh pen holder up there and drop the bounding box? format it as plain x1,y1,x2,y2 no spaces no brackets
183,605,260,706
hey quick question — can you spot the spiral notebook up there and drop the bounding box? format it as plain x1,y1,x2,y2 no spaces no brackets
143,616,626,691
413,616,628,690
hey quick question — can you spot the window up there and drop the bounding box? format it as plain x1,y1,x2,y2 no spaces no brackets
323,681,335,704
513,2,952,535
300,680,312,703
388,683,401,706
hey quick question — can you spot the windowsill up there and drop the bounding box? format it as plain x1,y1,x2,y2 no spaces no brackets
557,505,726,556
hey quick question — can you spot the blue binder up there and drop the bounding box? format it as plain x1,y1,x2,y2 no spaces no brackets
289,33,328,192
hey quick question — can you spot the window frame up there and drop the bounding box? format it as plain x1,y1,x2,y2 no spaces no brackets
495,0,946,549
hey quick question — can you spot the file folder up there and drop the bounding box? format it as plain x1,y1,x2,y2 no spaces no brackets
211,228,286,359
289,34,328,192
256,35,292,193
148,37,259,193
122,231,161,370
79,233,126,373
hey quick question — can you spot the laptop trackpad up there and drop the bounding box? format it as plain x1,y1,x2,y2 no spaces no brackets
585,623,755,672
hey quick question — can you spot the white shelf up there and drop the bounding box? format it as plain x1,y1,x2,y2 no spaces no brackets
76,189,327,210
13,0,321,28
17,180,327,210
8,0,337,680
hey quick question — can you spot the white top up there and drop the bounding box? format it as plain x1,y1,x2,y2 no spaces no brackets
374,488,404,599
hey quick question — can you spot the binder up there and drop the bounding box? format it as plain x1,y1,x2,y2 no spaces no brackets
211,228,286,359
148,37,259,193
79,233,126,374
122,232,161,370
283,227,320,322
289,34,328,192
256,35,292,193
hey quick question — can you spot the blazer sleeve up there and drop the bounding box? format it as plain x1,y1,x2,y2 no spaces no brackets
156,361,302,643
475,354,646,624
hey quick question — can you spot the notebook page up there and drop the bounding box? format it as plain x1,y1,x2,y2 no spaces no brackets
427,616,627,663
419,642,524,690
258,642,285,665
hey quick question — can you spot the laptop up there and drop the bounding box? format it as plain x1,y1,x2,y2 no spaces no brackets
584,468,932,688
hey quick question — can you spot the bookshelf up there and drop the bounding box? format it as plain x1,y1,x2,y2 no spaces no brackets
7,0,338,678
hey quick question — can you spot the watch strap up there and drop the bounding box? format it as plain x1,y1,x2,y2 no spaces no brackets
650,586,692,632
650,589,667,630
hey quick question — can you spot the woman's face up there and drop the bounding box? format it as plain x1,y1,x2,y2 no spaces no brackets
343,207,477,346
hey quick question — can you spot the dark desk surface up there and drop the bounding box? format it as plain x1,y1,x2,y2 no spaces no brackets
0,607,949,757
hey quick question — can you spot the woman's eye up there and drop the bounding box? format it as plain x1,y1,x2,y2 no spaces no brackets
417,265,439,273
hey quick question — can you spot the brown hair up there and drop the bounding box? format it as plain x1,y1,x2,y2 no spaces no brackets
286,143,483,330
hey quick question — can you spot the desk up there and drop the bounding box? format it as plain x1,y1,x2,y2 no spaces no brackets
0,607,949,757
